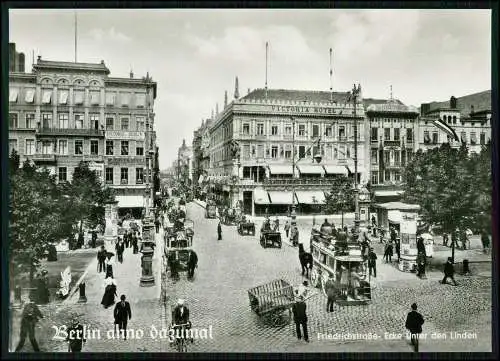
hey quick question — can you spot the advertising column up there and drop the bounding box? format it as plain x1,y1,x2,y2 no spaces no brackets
398,211,418,272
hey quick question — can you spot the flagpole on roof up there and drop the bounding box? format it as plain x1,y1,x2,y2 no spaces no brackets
329,48,333,102
74,10,77,63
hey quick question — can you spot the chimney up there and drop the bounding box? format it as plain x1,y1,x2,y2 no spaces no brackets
130,70,134,79
248,88,250,94
224,91,228,108
450,96,457,109
37,55,42,61
100,60,104,64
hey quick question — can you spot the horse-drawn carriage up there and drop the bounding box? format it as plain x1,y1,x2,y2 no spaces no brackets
248,279,295,326
221,207,239,225
205,202,217,219
260,230,282,248
164,219,195,279
238,219,255,236
309,226,372,305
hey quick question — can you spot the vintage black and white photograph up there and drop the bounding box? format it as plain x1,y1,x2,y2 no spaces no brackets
6,7,493,354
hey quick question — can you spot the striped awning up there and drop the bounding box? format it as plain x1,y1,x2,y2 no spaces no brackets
374,190,404,197
268,164,295,175
268,191,294,204
296,164,325,175
116,195,145,208
295,191,326,205
253,188,270,205
323,165,348,175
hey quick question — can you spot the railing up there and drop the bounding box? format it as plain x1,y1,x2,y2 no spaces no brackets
384,140,401,147
37,127,105,136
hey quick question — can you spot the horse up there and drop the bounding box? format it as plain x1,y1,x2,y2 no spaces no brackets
298,243,313,278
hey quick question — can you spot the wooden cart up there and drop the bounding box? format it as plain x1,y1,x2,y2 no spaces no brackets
248,279,295,326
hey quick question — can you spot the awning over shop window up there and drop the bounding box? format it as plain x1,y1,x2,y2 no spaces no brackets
374,190,404,198
345,166,360,175
323,165,348,176
268,164,295,175
253,188,270,205
268,191,295,204
115,195,145,208
295,191,326,205
296,164,325,175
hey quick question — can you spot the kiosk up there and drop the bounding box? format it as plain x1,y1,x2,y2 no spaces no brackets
373,202,421,272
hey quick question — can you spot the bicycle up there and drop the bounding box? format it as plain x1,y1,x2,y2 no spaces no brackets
171,323,190,352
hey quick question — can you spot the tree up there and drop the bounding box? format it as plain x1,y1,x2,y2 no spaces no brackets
9,157,68,285
322,175,356,227
402,142,491,234
9,149,20,170
69,161,115,237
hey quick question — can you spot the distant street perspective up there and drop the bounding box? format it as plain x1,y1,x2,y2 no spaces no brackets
7,8,493,355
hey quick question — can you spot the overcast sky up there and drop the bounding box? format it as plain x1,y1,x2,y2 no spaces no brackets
9,9,491,169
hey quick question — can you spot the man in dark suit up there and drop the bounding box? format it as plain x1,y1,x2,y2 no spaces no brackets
172,298,193,342
440,257,458,286
66,317,86,352
97,246,107,273
187,250,198,279
217,221,222,240
15,297,43,352
405,303,424,352
114,295,132,339
292,295,309,342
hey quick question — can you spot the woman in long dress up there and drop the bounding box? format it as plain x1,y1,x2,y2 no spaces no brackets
105,253,115,278
101,277,117,308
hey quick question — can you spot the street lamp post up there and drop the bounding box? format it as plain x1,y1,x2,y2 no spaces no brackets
351,83,362,239
291,117,297,226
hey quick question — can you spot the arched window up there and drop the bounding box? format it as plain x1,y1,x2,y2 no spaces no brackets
453,116,457,124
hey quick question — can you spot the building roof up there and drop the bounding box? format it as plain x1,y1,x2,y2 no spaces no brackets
426,90,491,117
33,59,111,74
241,88,395,108
366,98,419,114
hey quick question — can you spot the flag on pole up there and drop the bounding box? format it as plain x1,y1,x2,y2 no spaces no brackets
433,118,459,141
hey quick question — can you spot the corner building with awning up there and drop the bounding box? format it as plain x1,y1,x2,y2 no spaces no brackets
206,85,398,216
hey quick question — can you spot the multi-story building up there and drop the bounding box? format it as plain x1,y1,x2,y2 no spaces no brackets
9,42,25,73
192,118,212,198
366,97,420,203
8,56,157,218
177,139,193,185
206,83,399,217
419,92,491,154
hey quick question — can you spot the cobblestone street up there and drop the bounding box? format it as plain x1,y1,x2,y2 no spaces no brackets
161,202,491,352
9,201,491,353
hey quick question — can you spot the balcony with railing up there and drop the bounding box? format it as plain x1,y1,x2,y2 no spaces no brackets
32,153,57,162
384,140,401,147
37,127,105,137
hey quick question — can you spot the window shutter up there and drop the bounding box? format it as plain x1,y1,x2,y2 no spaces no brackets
25,89,35,103
42,90,52,104
59,90,69,105
9,88,19,103
136,93,146,108
90,91,100,105
121,93,130,107
106,92,116,105
74,90,85,105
